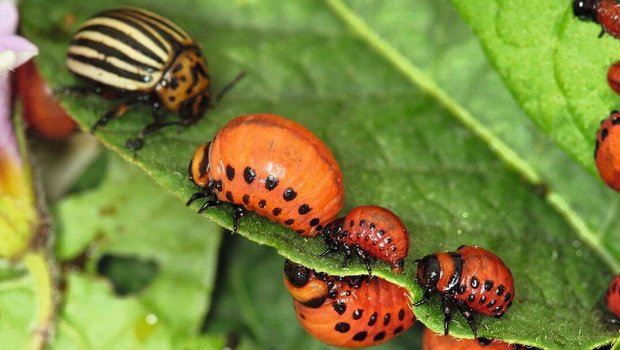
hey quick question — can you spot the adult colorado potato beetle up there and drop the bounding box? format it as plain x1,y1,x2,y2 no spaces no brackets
574,0,620,38
606,274,620,323
186,114,345,236
283,260,415,348
415,245,515,336
595,112,620,192
422,328,537,350
321,205,409,275
64,7,243,150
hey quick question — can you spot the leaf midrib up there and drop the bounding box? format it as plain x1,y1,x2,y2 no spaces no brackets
323,0,620,273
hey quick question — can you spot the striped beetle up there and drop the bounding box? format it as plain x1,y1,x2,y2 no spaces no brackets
64,7,244,150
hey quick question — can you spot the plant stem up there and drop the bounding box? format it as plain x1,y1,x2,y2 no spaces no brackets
23,250,57,350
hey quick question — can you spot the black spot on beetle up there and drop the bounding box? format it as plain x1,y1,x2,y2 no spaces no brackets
283,187,297,201
352,331,367,341
244,167,256,184
496,285,505,296
332,301,346,315
226,165,235,181
353,309,363,320
168,96,176,102
383,313,391,326
298,204,312,215
265,175,279,190
368,312,378,326
335,322,350,333
373,332,386,342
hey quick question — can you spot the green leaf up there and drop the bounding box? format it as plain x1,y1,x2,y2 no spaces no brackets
53,153,223,334
21,0,620,349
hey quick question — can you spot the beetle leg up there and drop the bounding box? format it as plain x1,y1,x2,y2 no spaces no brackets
441,295,453,335
186,191,209,206
56,85,103,96
354,245,373,277
413,288,433,307
341,244,352,268
127,120,182,151
456,302,478,337
232,205,245,233
91,97,143,133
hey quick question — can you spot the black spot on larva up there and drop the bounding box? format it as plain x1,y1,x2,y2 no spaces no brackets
283,187,297,201
368,312,378,326
350,220,355,227
398,309,405,321
614,116,620,125
471,277,479,288
504,292,512,302
243,167,256,184
602,128,609,141
353,309,363,320
226,165,235,181
316,225,323,231
457,285,466,294
394,326,404,335
335,322,350,333
484,280,494,291
493,306,502,313
383,313,391,326
385,237,392,244
169,77,179,89
180,76,187,82
496,285,505,296
377,230,385,237
369,223,376,230
299,313,306,320
468,294,475,303
225,191,233,202
298,204,312,215
265,175,279,190
479,295,487,304
272,207,282,216
296,229,305,234
310,218,320,226
373,332,386,342
285,219,295,225
168,96,176,102
242,194,250,205
487,299,497,308
333,301,346,315
352,331,367,341
507,301,513,308
258,199,267,208
359,219,366,227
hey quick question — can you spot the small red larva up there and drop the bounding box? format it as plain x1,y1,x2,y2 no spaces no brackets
415,245,515,336
606,274,620,322
574,0,620,39
594,112,620,192
321,205,409,275
607,62,620,95
422,328,537,350
187,114,345,235
283,260,415,348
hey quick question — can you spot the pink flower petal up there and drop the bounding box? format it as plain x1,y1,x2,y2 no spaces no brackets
0,0,18,35
0,34,38,70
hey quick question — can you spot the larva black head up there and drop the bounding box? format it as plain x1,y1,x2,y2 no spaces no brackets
415,254,441,289
573,0,599,22
284,259,311,287
321,217,345,240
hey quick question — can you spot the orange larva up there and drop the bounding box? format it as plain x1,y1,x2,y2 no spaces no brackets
422,328,535,350
606,274,620,322
187,114,345,236
415,245,515,336
595,112,620,192
321,205,409,275
283,260,415,348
